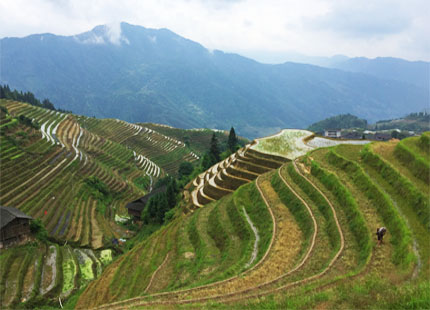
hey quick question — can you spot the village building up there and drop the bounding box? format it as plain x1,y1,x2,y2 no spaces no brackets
364,132,392,141
125,185,167,220
341,131,363,140
324,129,341,138
0,206,32,248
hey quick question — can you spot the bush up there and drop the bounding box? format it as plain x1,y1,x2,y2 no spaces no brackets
30,219,48,242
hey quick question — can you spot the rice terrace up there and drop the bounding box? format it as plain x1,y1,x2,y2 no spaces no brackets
0,95,429,309
0,4,429,309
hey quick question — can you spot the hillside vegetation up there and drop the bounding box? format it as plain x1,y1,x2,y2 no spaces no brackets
308,112,430,134
307,114,368,132
74,131,429,309
1,23,428,138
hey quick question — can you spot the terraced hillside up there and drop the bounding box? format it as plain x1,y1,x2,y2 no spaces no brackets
0,243,112,309
76,132,429,309
143,123,248,155
186,129,369,208
82,118,200,176
0,100,199,248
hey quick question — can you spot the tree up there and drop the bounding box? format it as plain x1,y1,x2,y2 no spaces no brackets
228,126,238,152
166,178,178,209
201,153,212,170
209,133,220,163
178,162,193,178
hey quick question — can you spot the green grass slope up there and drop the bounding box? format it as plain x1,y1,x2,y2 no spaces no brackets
75,133,429,310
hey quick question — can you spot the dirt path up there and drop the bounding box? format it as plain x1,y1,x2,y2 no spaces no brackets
242,206,260,268
144,253,170,293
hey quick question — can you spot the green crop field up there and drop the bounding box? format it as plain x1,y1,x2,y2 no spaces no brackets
71,132,429,309
1,101,428,309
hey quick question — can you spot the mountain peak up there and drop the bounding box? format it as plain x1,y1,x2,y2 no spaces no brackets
75,22,130,45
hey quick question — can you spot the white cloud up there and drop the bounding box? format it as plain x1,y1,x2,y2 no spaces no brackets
0,0,428,61
105,22,129,45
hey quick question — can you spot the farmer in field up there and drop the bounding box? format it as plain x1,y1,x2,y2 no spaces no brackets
376,227,387,245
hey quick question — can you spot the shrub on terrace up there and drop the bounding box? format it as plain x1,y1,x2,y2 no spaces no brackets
30,219,48,242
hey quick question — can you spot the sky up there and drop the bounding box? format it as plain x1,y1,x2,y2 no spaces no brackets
0,0,429,63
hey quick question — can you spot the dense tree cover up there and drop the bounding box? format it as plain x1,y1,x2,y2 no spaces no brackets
308,113,368,133
178,162,194,178
141,177,179,225
0,84,70,113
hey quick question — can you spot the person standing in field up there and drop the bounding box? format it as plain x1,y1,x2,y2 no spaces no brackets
376,227,387,245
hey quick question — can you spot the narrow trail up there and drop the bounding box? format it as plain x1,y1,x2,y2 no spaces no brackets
144,253,170,293
242,206,260,268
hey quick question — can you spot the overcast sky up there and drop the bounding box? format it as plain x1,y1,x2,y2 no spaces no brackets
0,0,429,63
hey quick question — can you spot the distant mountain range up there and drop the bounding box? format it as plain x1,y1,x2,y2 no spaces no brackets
1,22,428,138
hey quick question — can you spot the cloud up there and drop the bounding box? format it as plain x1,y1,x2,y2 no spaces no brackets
74,22,130,45
105,22,129,45
305,0,412,38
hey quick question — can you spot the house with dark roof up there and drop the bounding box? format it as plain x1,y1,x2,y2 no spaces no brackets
341,131,364,140
125,186,167,220
0,206,32,247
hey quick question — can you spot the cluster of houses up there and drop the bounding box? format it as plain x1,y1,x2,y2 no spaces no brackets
323,129,412,141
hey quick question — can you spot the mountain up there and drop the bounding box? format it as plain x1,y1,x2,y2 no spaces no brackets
1,22,428,138
330,57,429,89
307,113,368,132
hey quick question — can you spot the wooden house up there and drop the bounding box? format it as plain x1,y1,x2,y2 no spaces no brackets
126,186,167,220
0,206,32,247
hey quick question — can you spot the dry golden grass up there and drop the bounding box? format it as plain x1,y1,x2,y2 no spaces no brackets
176,172,302,300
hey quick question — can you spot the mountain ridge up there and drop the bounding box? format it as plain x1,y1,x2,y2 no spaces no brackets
1,22,428,138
